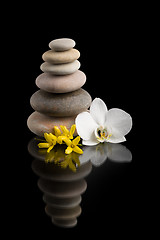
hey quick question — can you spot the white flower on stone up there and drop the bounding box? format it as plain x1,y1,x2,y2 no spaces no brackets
75,98,132,146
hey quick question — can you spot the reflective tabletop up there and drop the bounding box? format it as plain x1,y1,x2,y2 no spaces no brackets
27,137,132,228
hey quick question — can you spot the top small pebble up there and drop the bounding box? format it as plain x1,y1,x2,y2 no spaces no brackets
49,38,76,52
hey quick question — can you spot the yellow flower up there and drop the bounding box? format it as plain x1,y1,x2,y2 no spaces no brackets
38,133,57,153
63,136,83,155
53,125,76,145
53,126,61,137
37,125,82,155
53,126,65,144
60,124,76,140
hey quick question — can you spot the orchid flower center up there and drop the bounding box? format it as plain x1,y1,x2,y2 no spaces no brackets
95,126,112,142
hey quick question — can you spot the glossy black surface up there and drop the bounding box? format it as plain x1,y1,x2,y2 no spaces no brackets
21,137,136,233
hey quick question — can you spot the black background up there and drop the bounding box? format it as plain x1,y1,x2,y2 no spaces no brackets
4,3,152,238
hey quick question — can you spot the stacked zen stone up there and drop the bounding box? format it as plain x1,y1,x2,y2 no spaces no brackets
27,38,92,137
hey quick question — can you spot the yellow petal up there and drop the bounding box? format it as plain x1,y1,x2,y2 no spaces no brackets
44,133,52,143
72,136,81,146
47,145,54,153
72,153,81,167
49,133,57,144
65,146,73,154
45,150,56,163
74,158,81,167
60,125,69,136
57,136,63,144
57,135,68,144
38,142,50,148
53,126,61,137
60,155,70,168
60,160,69,169
68,160,76,172
65,154,72,161
62,137,72,147
69,124,76,138
73,146,83,154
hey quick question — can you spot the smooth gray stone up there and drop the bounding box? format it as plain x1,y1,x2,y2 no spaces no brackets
30,88,92,117
40,60,80,75
42,49,80,64
49,38,75,51
27,112,77,137
35,70,86,93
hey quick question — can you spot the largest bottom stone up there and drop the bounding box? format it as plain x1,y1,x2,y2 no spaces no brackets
27,111,77,137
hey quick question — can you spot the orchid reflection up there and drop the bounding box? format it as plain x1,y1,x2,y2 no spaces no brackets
80,142,132,167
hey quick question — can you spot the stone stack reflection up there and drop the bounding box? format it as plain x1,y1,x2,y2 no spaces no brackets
28,138,92,228
28,137,132,227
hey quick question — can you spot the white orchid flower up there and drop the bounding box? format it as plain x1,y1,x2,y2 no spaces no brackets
75,98,132,146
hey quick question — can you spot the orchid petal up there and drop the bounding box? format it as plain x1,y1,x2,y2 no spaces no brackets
81,144,108,166
90,98,108,126
107,143,132,162
79,146,95,165
107,135,126,143
91,150,107,166
82,136,99,146
105,108,132,137
75,112,98,140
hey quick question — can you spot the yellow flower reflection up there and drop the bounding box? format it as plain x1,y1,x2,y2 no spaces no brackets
45,145,65,163
59,153,80,172
44,145,81,172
